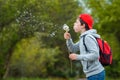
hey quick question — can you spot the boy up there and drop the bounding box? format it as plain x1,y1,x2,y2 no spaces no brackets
64,13,105,80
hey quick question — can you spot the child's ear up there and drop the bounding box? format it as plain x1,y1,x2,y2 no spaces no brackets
83,24,86,28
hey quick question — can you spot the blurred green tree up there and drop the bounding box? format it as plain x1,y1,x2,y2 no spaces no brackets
0,0,82,79
9,36,61,77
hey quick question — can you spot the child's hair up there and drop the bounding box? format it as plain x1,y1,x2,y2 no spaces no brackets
79,18,89,30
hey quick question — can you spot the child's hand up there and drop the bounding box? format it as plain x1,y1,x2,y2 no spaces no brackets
69,53,77,60
64,32,71,40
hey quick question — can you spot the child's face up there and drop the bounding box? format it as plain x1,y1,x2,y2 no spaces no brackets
73,18,84,33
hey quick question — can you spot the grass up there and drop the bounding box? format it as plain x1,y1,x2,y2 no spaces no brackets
106,77,120,80
3,77,120,80
4,77,75,80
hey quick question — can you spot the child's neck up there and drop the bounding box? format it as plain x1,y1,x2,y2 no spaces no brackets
81,28,86,34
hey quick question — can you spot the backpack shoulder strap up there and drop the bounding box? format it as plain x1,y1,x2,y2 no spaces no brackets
83,34,97,51
83,35,88,51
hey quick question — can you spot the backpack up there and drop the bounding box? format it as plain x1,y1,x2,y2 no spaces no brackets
83,35,112,66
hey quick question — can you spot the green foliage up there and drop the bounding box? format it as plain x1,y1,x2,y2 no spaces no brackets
0,0,82,78
0,23,19,78
10,36,61,77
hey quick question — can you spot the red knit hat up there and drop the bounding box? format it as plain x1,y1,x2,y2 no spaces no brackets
79,13,94,29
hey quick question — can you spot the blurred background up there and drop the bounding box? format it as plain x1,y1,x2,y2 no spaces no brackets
0,0,120,80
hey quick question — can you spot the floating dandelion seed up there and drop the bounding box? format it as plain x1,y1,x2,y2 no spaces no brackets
16,19,19,23
42,26,45,31
50,32,56,37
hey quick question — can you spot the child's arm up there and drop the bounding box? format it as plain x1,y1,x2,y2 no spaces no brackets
66,38,80,53
64,32,79,53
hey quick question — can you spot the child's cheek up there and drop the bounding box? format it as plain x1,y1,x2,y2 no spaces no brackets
74,25,79,32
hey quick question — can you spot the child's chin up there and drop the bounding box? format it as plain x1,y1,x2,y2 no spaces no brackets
74,30,79,33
